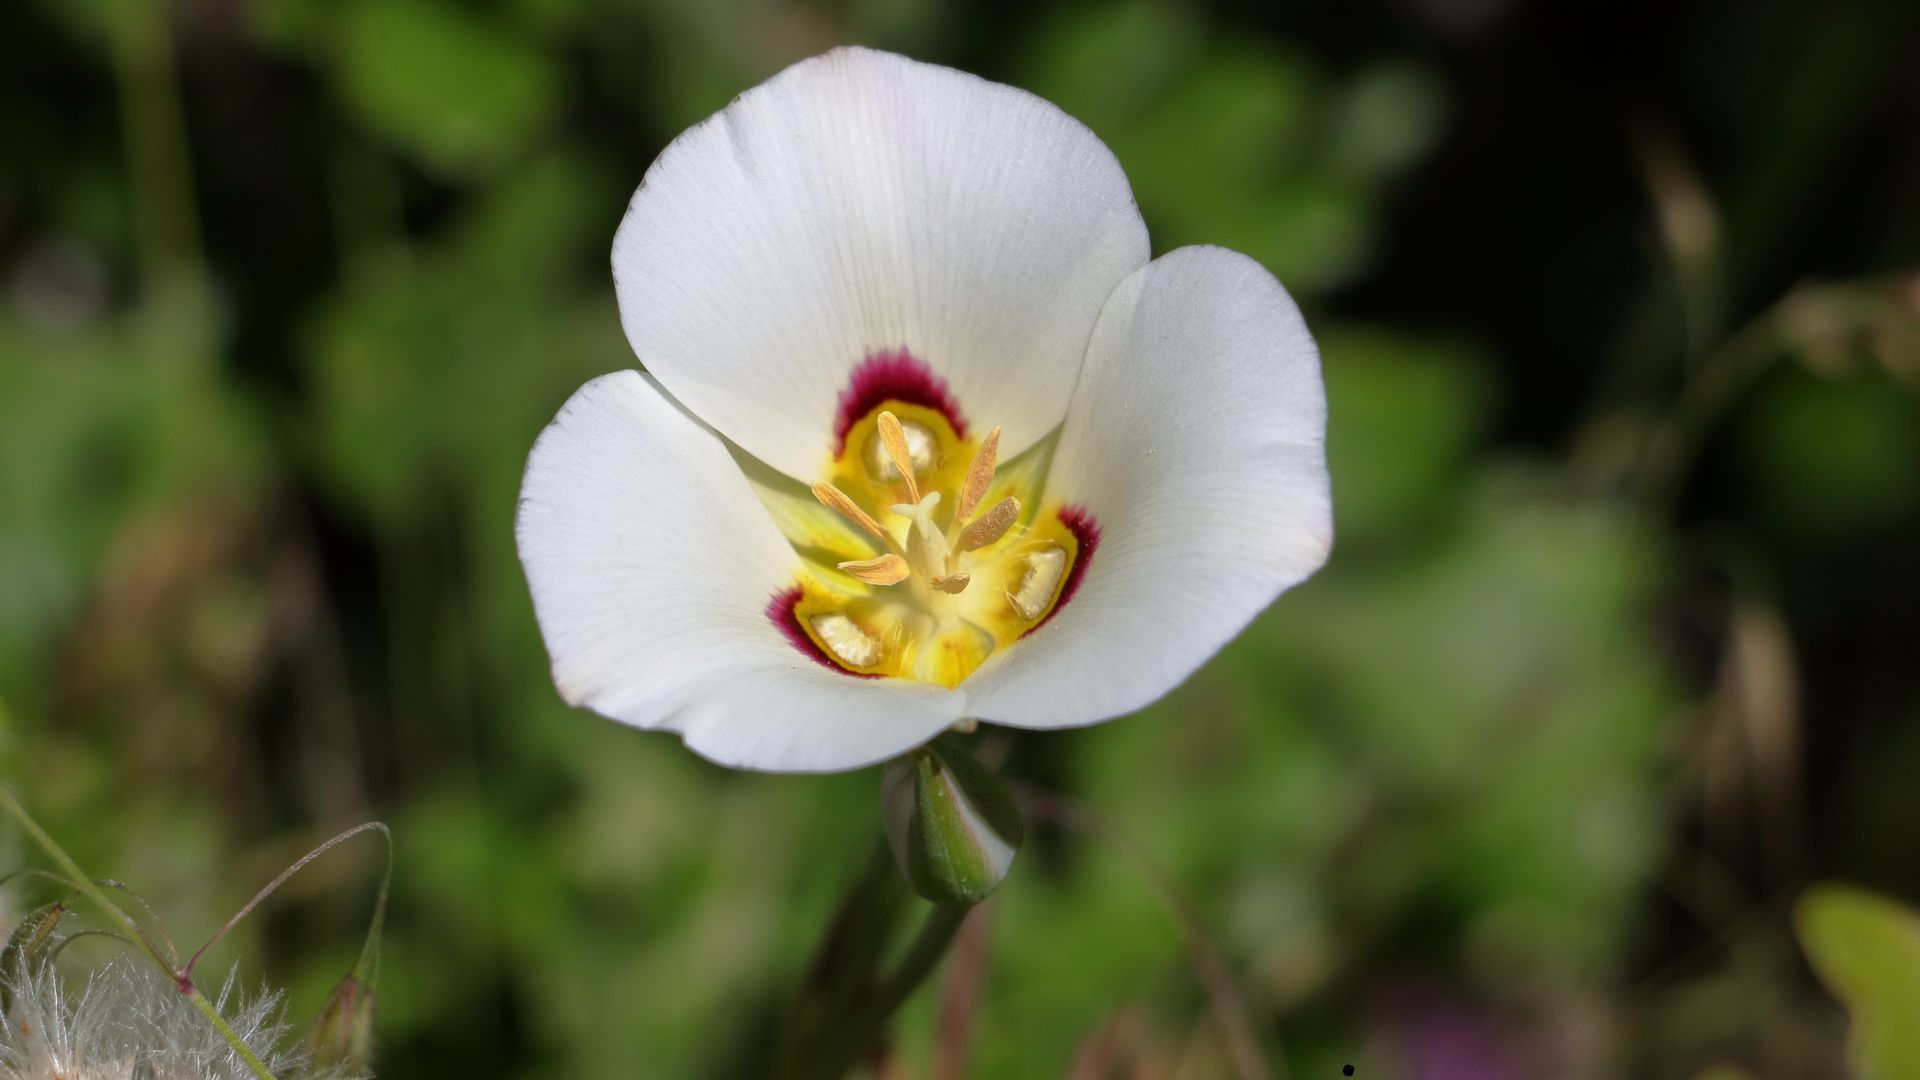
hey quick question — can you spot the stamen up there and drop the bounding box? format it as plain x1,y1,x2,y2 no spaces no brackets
781,396,1090,684
838,553,910,586
956,425,1001,520
876,411,920,502
958,496,1020,551
811,481,889,543
864,419,935,481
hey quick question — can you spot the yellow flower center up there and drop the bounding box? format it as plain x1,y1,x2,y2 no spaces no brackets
759,402,1091,687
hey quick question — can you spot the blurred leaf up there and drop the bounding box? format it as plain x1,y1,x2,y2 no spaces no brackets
25,0,141,49
1796,885,1920,1080
1020,0,1205,133
304,154,627,524
1320,325,1492,543
1327,62,1447,179
0,316,261,709
335,0,560,176
1023,11,1442,293
1739,363,1920,540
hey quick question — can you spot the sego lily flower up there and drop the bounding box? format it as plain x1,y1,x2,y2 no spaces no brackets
517,48,1332,772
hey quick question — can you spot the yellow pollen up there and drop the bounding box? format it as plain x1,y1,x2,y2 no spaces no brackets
956,425,1001,520
959,495,1020,551
811,481,890,543
875,410,920,503
838,553,910,585
864,418,935,480
778,401,1089,688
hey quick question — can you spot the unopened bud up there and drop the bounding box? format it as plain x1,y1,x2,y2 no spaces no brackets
881,740,1024,905
1,901,66,1013
306,973,376,1070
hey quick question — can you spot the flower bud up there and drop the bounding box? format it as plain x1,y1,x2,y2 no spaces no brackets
1,901,66,1013
881,740,1024,905
305,972,377,1070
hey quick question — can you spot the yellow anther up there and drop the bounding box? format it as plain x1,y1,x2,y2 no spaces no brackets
838,553,910,586
811,481,889,543
956,425,1001,520
783,405,1081,686
875,411,920,503
958,496,1020,551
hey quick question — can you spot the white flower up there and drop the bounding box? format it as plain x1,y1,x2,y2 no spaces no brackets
0,955,360,1080
517,47,1332,773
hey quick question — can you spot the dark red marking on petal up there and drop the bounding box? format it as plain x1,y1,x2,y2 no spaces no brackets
832,349,968,456
1025,505,1101,637
767,586,882,678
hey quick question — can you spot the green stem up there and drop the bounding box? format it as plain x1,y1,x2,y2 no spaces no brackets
184,983,277,1077
775,843,905,1076
0,788,277,1080
108,0,210,337
800,903,972,1080
352,825,394,986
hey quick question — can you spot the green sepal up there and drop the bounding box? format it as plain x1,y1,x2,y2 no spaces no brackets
883,738,1024,906
306,972,378,1070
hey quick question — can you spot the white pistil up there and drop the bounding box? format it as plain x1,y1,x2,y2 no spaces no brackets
892,492,953,584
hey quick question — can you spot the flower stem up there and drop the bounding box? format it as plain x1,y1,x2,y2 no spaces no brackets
0,788,277,1080
797,902,972,1080
183,983,278,1078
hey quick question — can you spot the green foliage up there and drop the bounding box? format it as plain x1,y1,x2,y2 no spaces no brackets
1024,0,1444,292
335,0,562,176
1797,886,1920,1080
1739,363,1920,540
2,0,1914,1075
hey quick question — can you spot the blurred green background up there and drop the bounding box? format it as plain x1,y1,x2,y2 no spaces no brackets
3,0,1918,1076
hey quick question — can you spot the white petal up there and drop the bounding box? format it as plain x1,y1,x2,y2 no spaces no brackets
612,46,1149,481
966,247,1333,728
517,370,966,771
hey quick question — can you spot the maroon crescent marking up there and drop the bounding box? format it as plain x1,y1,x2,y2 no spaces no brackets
767,587,882,678
1025,505,1101,637
832,349,968,455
